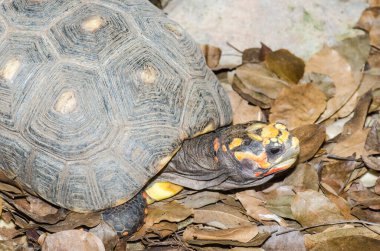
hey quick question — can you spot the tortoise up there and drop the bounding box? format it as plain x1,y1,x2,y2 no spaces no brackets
0,0,300,236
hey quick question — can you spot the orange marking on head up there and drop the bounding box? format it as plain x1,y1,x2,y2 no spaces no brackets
264,165,291,176
122,231,129,237
213,138,220,152
234,151,270,169
229,138,243,150
255,171,263,177
222,145,227,152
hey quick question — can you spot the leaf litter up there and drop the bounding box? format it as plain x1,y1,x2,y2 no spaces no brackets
1,3,380,251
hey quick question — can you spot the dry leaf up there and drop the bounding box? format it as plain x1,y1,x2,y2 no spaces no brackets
283,163,319,192
356,7,380,31
299,72,336,99
41,211,101,232
261,225,306,251
292,124,326,162
242,48,261,64
201,44,222,69
291,190,345,231
89,222,118,251
144,201,192,227
320,160,358,196
304,226,380,250
269,83,327,130
305,46,360,122
227,90,265,124
183,225,259,243
265,49,305,84
232,63,288,108
348,189,380,210
177,191,226,209
236,190,287,225
193,203,251,229
40,230,105,251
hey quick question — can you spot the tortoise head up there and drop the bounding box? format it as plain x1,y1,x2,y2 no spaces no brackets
214,121,300,186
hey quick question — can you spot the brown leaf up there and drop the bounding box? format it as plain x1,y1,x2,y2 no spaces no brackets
89,222,118,251
236,190,287,226
369,0,380,7
304,226,380,250
292,124,326,162
227,90,265,124
11,197,67,225
242,48,261,64
351,206,380,222
265,49,305,84
183,225,259,243
234,63,288,99
291,190,345,231
370,20,380,48
145,201,192,227
40,230,105,251
177,191,226,209
356,7,380,31
305,46,360,122
320,160,358,196
261,226,306,251
283,163,319,191
299,72,336,99
348,189,380,210
41,211,101,232
201,44,222,69
193,203,251,229
269,84,327,130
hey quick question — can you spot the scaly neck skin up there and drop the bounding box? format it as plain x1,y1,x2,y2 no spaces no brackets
157,125,275,190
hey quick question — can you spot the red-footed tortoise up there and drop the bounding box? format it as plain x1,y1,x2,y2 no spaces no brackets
0,0,300,235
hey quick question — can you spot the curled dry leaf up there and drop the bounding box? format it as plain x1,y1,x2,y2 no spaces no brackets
40,230,105,251
320,160,357,196
355,7,380,31
292,124,326,163
40,211,101,233
305,46,360,122
183,225,259,243
201,44,222,69
144,201,192,226
236,190,287,226
227,89,265,124
283,163,319,192
193,203,251,229
264,49,305,84
232,63,288,108
330,92,375,158
269,83,327,130
291,190,345,231
304,226,380,250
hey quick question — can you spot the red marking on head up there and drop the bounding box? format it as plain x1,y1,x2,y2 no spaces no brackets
254,171,263,177
264,165,290,176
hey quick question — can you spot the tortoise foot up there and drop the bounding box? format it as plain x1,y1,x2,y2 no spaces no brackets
101,193,147,236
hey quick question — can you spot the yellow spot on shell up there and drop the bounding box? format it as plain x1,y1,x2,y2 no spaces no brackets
292,136,299,147
145,182,183,202
54,90,77,114
229,138,243,150
140,65,156,84
278,130,289,144
248,133,263,142
222,145,227,152
1,59,21,80
81,16,105,32
261,124,280,139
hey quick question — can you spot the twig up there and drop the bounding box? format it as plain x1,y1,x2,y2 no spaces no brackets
326,154,358,161
275,220,380,236
226,42,243,54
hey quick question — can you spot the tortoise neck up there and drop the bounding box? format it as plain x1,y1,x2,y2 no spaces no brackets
159,130,230,190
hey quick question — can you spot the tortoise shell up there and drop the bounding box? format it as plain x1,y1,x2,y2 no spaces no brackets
0,0,232,212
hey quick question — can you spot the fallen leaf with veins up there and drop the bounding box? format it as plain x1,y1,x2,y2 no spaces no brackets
183,225,259,243
269,83,327,130
236,190,287,226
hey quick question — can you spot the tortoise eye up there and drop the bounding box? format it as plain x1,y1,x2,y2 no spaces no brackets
268,145,282,156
